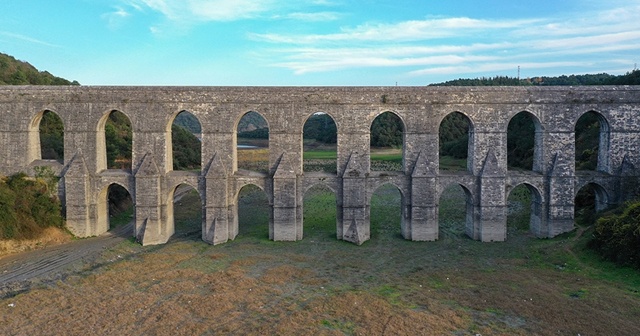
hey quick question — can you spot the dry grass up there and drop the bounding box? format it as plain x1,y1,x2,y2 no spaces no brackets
0,227,71,257
237,148,269,172
1,187,640,335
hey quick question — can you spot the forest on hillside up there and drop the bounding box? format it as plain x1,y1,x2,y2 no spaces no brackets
0,53,79,85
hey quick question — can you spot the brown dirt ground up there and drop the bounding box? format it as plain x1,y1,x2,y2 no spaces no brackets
1,188,639,335
0,227,71,257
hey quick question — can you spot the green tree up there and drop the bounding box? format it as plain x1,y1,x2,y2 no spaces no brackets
370,112,403,147
172,125,201,170
589,201,640,269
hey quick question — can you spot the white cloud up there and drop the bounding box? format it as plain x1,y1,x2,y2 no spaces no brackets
0,31,59,48
125,0,274,22
248,3,640,79
102,7,132,29
275,11,341,21
252,17,537,44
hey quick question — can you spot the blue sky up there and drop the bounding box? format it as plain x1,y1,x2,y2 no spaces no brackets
1,0,639,85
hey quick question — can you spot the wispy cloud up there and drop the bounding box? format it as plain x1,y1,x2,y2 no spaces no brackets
122,0,274,22
273,11,341,22
0,31,59,48
249,4,640,78
121,0,343,22
251,17,537,44
101,7,132,29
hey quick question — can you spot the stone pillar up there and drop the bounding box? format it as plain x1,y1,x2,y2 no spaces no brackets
617,155,639,203
271,153,300,241
545,152,575,237
475,149,507,242
408,151,439,240
61,152,92,237
529,191,549,238
203,153,231,245
341,152,369,245
134,154,168,245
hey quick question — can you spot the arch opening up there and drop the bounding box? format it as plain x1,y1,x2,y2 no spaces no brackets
97,110,132,171
168,111,202,172
36,110,64,163
98,183,133,236
303,112,337,174
575,111,610,172
236,184,270,239
236,111,269,174
439,112,472,172
507,111,542,172
575,183,609,226
168,183,203,239
438,184,474,239
370,111,404,171
506,184,543,237
303,184,337,239
370,183,403,240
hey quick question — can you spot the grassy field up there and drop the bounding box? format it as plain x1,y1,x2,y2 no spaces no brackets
2,185,639,335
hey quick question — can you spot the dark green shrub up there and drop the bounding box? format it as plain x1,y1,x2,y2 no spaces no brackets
0,173,64,240
588,201,640,269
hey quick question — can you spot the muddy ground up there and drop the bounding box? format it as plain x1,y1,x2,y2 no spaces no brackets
1,186,639,335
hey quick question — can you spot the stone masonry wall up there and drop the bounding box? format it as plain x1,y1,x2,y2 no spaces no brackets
1,86,639,245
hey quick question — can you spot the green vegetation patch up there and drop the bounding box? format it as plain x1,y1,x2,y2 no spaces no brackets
0,173,64,240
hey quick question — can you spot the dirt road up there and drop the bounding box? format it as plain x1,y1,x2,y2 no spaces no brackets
0,224,132,298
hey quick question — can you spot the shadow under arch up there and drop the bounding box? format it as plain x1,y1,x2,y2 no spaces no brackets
96,109,133,172
506,183,544,237
234,183,270,239
235,111,270,174
370,110,405,172
438,182,475,240
167,183,203,241
302,111,338,174
507,111,544,172
165,110,202,173
575,110,611,172
369,182,404,240
96,182,133,238
303,183,337,239
439,111,474,172
575,182,611,226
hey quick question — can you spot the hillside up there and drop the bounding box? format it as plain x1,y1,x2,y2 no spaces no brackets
430,69,640,86
0,53,79,85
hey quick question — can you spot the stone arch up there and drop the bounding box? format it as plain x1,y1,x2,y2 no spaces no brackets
506,183,544,235
234,183,270,238
235,111,270,174
438,182,475,239
574,110,611,172
165,110,202,173
302,111,338,174
370,110,405,171
439,111,475,172
369,182,405,239
28,109,64,164
303,183,337,239
507,111,544,172
575,181,611,212
96,182,134,235
96,109,133,172
167,183,203,238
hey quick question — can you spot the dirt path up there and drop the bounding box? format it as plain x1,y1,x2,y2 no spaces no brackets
0,223,132,298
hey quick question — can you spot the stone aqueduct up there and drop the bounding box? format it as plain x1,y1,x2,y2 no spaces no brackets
1,86,639,246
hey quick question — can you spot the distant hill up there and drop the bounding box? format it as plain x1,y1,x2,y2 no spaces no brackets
0,52,79,85
430,70,640,86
